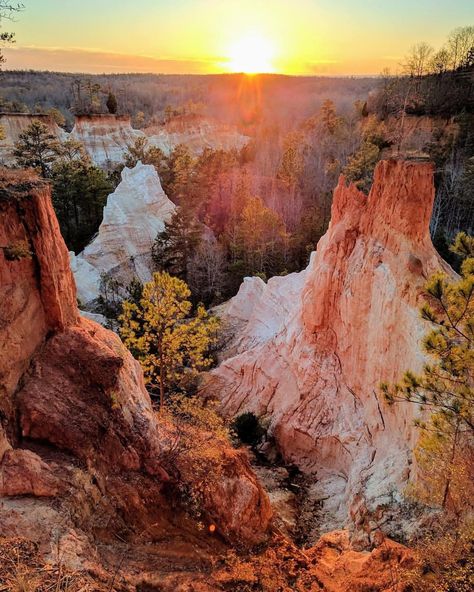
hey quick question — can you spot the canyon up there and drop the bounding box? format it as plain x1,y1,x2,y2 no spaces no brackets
0,169,272,587
0,163,421,590
205,158,452,546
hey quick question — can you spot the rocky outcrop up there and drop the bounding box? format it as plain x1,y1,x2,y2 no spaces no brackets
204,159,451,543
0,113,67,165
69,113,249,169
71,161,176,304
144,113,249,156
0,170,78,424
214,271,307,359
70,114,144,168
0,169,271,579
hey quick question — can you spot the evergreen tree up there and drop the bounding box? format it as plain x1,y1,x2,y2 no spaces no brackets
167,144,195,204
106,91,118,114
382,232,474,514
343,141,380,193
13,119,58,177
51,158,113,252
123,137,167,182
230,195,289,277
119,272,220,409
152,207,203,283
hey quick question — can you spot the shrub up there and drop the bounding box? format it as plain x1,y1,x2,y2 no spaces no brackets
2,241,32,261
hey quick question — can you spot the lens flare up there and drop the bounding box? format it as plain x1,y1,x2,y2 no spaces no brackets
227,33,276,74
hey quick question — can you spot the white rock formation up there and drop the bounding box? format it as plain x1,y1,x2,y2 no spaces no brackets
69,114,249,168
70,115,144,169
203,159,453,544
215,271,307,358
72,162,175,304
144,115,249,156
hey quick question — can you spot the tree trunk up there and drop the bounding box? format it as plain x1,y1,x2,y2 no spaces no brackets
442,419,461,509
158,344,165,412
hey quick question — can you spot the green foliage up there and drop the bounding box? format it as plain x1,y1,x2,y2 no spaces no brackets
70,79,103,115
166,143,195,204
232,412,266,447
277,130,305,189
119,272,220,409
229,195,289,277
2,240,32,261
382,233,474,514
46,107,66,128
123,137,168,179
13,120,59,178
106,91,118,114
343,140,380,193
51,157,113,252
152,207,204,283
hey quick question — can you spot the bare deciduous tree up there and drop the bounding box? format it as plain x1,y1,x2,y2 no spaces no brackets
403,42,434,78
0,2,24,67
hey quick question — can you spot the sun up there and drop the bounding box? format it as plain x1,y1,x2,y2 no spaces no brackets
227,33,276,74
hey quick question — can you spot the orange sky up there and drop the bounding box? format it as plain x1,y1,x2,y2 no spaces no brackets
3,0,473,75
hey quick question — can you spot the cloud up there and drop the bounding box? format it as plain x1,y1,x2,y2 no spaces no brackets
2,46,215,74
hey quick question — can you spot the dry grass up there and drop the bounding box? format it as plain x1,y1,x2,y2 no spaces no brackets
0,538,106,592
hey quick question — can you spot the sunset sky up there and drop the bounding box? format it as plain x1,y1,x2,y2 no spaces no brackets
3,0,473,75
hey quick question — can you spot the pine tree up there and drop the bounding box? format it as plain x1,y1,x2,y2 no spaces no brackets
13,119,59,177
382,232,474,513
119,272,220,409
230,195,289,277
51,158,113,252
106,91,118,114
152,207,203,283
167,144,195,204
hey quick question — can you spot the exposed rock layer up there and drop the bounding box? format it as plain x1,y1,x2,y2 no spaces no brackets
205,159,450,543
0,171,78,425
0,112,249,170
70,114,144,168
71,113,249,168
0,170,271,578
0,113,67,165
71,161,176,304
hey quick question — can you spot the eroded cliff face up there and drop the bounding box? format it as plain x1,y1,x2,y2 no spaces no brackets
71,162,176,304
70,114,144,168
0,169,271,582
0,171,78,424
204,159,451,544
0,114,67,166
69,113,249,169
144,113,250,156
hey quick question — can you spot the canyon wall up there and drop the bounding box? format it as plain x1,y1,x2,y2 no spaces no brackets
0,169,271,578
204,159,452,544
70,113,249,168
144,113,249,156
70,114,144,168
0,113,249,170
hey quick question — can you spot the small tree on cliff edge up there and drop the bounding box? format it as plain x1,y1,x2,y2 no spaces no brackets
119,272,220,410
106,91,118,114
382,232,474,515
13,119,58,178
